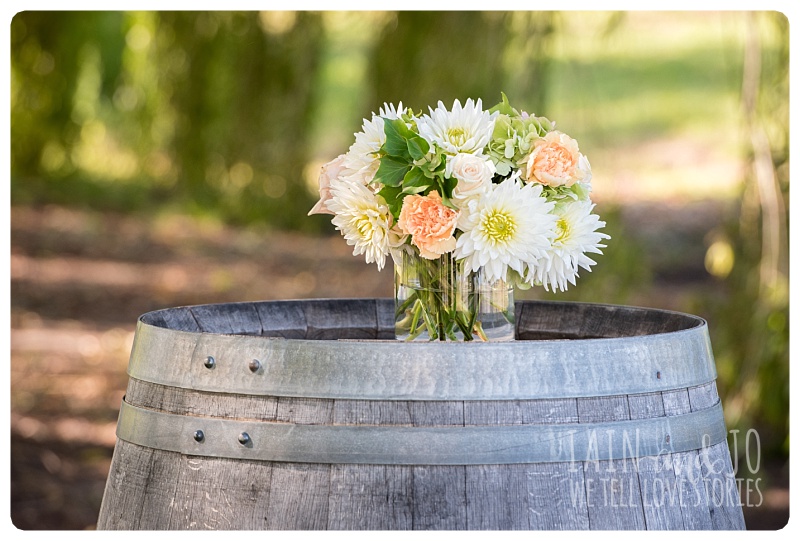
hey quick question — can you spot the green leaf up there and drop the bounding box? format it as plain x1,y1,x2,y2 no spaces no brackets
439,192,458,211
440,174,458,200
406,135,430,161
489,92,516,116
436,175,459,211
418,146,446,178
382,118,412,159
402,185,428,195
402,167,430,191
374,156,410,187
571,182,591,201
377,185,404,217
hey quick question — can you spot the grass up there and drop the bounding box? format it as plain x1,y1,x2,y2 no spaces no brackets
538,12,750,203
548,46,743,147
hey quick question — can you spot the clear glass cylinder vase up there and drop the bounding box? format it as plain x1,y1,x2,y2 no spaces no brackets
394,250,515,342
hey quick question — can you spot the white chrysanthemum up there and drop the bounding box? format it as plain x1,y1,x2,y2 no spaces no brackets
416,98,497,155
343,102,407,184
527,199,609,292
327,179,394,271
455,176,556,283
378,101,406,120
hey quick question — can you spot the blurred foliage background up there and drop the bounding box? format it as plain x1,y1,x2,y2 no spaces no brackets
10,11,788,529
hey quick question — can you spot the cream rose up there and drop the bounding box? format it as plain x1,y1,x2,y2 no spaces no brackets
308,154,346,216
525,131,589,187
397,191,460,260
446,153,496,200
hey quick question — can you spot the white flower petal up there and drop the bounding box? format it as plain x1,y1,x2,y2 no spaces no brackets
454,176,556,283
416,98,497,155
527,199,610,292
328,179,394,271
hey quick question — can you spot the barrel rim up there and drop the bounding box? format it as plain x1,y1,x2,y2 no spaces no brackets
125,299,717,400
139,297,709,338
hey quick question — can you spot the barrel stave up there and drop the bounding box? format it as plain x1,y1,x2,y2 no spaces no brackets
104,378,741,530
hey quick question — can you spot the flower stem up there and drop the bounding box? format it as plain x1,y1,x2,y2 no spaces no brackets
408,298,423,339
395,250,514,342
474,321,489,342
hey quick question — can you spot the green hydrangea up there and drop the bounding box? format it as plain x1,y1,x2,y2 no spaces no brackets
486,94,554,178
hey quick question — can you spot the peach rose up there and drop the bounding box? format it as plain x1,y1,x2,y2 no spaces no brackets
525,131,588,187
397,191,460,260
308,154,346,216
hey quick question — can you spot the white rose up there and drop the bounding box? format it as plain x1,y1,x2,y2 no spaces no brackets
446,153,496,200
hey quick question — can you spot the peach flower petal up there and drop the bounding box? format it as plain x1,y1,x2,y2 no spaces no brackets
308,154,346,216
397,191,460,260
525,131,587,188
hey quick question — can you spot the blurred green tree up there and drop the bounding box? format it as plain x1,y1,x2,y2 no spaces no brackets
705,11,789,460
370,12,508,111
11,12,126,186
368,12,555,117
161,12,325,228
12,11,325,229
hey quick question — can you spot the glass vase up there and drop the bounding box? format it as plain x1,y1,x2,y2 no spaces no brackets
394,250,515,342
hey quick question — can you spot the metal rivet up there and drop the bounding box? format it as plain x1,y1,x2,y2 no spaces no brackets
193,430,205,442
238,432,251,446
249,359,261,373
656,371,661,379
204,356,216,369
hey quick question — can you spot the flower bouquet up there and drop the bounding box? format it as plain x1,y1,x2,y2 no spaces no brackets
309,93,609,342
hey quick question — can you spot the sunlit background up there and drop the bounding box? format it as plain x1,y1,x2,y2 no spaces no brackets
10,11,789,529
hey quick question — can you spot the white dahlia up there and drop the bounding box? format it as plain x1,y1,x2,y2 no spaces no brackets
327,179,394,271
378,101,406,120
455,176,556,283
343,102,407,184
527,199,609,292
416,98,497,155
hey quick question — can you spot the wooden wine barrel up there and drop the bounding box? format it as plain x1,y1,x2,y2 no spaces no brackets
97,298,746,530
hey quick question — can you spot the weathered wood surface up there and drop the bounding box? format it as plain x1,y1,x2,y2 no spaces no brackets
144,299,700,339
99,378,744,530
127,299,719,403
98,299,746,530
